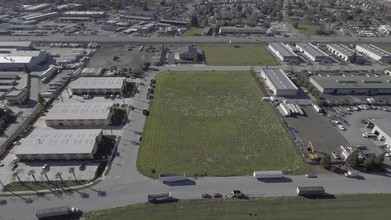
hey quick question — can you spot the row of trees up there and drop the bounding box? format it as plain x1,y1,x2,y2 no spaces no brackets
320,150,385,171
10,167,79,186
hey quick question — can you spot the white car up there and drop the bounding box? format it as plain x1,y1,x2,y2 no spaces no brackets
385,153,391,157
347,146,354,151
0,161,4,167
42,164,50,171
337,124,345,130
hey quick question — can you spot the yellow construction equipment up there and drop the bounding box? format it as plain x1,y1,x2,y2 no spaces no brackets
307,141,319,161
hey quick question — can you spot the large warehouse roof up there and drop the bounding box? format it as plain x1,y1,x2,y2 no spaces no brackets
45,102,113,120
262,68,298,90
356,44,391,57
69,77,125,90
0,41,32,48
327,44,354,57
310,75,391,89
371,119,391,135
269,42,297,57
0,56,32,64
297,43,329,57
16,129,102,155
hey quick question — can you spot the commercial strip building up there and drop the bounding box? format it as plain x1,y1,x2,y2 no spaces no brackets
296,43,329,62
309,75,391,95
15,129,103,160
260,68,298,96
268,42,300,63
5,90,28,105
61,11,106,18
44,102,114,127
326,44,355,62
68,77,126,94
219,26,265,35
0,49,47,70
356,44,391,62
368,119,391,150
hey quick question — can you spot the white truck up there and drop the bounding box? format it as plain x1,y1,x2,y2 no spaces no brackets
344,171,358,178
253,171,283,179
35,206,81,219
159,173,186,183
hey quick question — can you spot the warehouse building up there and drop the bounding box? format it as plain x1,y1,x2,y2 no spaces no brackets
309,75,391,95
296,43,329,62
0,41,32,50
5,90,28,104
23,12,59,21
80,67,105,77
356,44,391,63
268,42,300,63
0,49,47,70
61,11,106,18
260,68,298,96
219,26,265,35
68,77,126,94
296,186,325,196
15,129,103,160
45,102,113,127
326,44,355,62
369,119,391,150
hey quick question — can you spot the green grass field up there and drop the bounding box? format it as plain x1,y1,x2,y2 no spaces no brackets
202,44,279,66
183,27,203,36
375,44,391,53
295,23,320,36
85,194,391,220
137,71,307,178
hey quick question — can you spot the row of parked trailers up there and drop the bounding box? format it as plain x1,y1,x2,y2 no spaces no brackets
279,102,305,117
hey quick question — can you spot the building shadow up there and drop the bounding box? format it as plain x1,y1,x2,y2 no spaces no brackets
162,179,196,186
301,193,336,200
257,177,293,183
149,198,179,204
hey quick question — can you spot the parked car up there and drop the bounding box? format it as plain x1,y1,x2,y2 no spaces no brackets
202,193,212,199
305,173,317,178
213,193,223,198
42,164,50,171
0,161,4,167
79,163,86,171
337,124,345,130
347,146,354,151
385,153,391,157
138,136,142,141
332,152,341,160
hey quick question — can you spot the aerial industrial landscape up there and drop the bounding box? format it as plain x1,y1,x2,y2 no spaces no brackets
1,0,391,219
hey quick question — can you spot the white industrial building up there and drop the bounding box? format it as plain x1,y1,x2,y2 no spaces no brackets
326,44,355,62
24,3,52,12
23,12,59,21
268,43,300,63
5,90,28,104
309,75,391,95
0,49,47,70
61,11,106,18
369,119,391,150
68,77,126,94
0,41,32,50
80,67,105,77
45,102,114,127
15,129,103,160
296,43,329,62
378,25,391,35
356,44,391,63
260,68,298,96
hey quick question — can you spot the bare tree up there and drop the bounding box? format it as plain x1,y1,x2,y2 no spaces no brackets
68,167,77,181
28,169,37,183
41,171,50,183
55,172,63,182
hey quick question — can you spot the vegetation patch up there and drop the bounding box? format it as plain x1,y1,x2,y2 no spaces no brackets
137,71,307,178
84,194,391,220
292,23,334,36
202,44,279,66
182,28,204,36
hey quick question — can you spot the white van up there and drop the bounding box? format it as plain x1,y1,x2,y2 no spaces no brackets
362,133,377,138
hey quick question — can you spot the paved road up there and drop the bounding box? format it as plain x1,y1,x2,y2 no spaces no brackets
2,67,391,220
1,35,391,44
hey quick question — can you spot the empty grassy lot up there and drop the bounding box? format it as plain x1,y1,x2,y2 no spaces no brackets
202,44,279,66
137,71,307,178
295,23,320,36
375,44,391,53
85,194,391,220
183,27,204,36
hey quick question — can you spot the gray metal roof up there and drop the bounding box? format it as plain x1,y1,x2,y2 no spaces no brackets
356,44,391,57
179,45,196,54
269,42,298,57
326,44,354,57
297,43,329,58
69,77,125,90
371,118,391,136
16,129,102,155
262,68,298,90
45,102,113,120
0,41,31,48
310,75,391,89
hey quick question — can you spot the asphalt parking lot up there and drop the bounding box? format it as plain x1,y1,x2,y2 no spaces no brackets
284,106,350,157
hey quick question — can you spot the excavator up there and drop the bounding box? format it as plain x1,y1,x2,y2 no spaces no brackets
307,141,319,161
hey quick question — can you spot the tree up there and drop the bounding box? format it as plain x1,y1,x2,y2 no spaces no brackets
160,0,166,6
23,64,31,75
191,14,199,27
37,93,45,105
55,172,63,182
364,153,376,170
292,22,299,29
41,171,50,183
375,153,385,168
28,169,37,183
320,154,332,169
132,66,144,78
143,0,149,11
143,62,151,71
68,167,77,181
350,51,357,63
345,150,359,167
12,172,22,183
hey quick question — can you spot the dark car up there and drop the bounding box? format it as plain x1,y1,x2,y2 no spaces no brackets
202,193,212,199
213,193,223,198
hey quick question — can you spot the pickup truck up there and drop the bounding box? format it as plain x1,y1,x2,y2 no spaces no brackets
35,206,81,219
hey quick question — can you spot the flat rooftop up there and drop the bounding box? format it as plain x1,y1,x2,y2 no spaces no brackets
262,68,298,90
0,56,32,64
297,43,329,58
0,41,31,48
69,77,125,90
356,44,391,57
269,42,298,57
371,118,391,135
310,75,391,89
327,44,354,57
45,102,113,121
16,129,102,155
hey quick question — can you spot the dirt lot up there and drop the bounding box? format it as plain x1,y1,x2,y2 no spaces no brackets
86,45,161,69
284,106,350,157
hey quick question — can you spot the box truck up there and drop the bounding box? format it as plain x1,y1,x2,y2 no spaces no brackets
35,206,81,219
